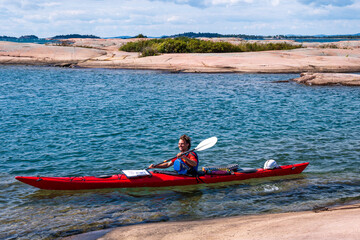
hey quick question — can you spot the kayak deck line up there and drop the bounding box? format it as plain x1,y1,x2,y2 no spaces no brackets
15,162,309,190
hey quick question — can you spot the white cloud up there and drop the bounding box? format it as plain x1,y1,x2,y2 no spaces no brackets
166,16,180,22
39,2,61,7
0,0,359,37
211,0,254,4
270,0,280,6
297,0,354,7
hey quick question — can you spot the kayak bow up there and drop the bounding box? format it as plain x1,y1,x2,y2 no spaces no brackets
15,162,309,190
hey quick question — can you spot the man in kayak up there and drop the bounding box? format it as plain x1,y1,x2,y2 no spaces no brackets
148,134,199,175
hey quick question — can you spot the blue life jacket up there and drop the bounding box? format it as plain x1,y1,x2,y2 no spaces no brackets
173,152,198,175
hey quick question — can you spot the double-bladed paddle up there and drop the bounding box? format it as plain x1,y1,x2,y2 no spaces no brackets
152,136,218,168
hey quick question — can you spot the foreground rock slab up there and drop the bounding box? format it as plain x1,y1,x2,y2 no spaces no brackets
0,41,106,66
293,72,360,86
78,47,360,73
64,204,360,240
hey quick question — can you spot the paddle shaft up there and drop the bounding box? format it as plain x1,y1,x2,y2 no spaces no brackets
155,148,196,166
151,136,217,168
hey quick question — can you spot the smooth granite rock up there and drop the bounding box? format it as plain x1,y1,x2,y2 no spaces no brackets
293,72,360,86
1,39,360,74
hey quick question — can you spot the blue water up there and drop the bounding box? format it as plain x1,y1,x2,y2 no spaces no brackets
0,39,55,44
0,66,359,239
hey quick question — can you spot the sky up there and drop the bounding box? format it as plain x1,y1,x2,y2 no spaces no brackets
0,0,359,38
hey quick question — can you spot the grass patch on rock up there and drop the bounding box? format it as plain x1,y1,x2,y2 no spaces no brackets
119,37,302,57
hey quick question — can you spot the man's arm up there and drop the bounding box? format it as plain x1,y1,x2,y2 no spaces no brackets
179,153,197,167
148,161,174,169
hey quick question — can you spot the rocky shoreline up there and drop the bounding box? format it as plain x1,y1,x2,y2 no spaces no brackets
1,38,360,85
64,203,360,240
293,72,360,86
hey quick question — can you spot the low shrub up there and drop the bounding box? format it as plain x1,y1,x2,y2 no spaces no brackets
140,46,159,56
319,43,339,49
119,37,302,57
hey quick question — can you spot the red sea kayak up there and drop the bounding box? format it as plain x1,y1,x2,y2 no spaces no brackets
15,162,309,190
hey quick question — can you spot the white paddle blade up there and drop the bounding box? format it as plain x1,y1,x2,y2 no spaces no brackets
195,136,218,151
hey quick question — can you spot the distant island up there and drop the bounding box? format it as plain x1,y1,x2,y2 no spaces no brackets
0,34,100,42
50,34,100,40
164,32,360,40
0,35,39,41
164,32,265,39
